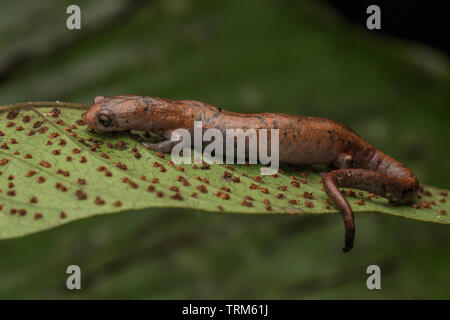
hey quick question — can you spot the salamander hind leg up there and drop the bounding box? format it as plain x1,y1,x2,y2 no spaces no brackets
323,168,416,252
323,169,356,252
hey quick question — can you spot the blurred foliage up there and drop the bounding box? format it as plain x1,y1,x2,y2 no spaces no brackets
0,0,449,299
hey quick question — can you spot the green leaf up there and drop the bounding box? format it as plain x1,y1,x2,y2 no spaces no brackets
0,103,449,239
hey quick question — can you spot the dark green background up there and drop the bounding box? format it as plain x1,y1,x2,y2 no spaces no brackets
0,0,449,298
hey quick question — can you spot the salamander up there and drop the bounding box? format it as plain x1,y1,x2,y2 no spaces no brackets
82,95,420,252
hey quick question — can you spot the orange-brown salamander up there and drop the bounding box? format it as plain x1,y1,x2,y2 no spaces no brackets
83,95,420,252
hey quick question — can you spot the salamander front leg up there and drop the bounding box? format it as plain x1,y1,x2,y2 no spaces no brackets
143,140,179,153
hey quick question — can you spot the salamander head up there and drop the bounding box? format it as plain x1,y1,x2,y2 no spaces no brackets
82,95,160,132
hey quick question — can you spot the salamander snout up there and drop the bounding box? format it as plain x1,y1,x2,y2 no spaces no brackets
82,104,100,130
82,101,123,132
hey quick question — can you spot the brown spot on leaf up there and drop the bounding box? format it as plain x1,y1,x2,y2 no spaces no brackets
241,200,253,207
55,182,68,192
33,121,43,128
216,191,230,200
194,177,209,184
75,189,88,200
302,192,314,199
7,110,19,120
222,171,232,179
7,190,16,196
22,116,31,123
253,176,262,182
36,176,46,183
113,201,123,207
260,187,269,194
290,181,300,188
170,193,184,201
232,176,240,183
49,108,61,118
0,158,9,166
129,181,139,189
39,161,52,168
38,127,49,134
114,162,128,170
57,169,70,176
304,200,314,208
94,196,105,205
197,185,208,193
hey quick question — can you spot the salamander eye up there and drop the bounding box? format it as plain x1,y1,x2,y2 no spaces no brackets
97,113,112,127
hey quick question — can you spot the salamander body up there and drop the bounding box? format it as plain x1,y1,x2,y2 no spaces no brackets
83,95,419,252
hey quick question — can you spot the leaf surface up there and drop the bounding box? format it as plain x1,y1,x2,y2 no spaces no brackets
0,104,449,239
